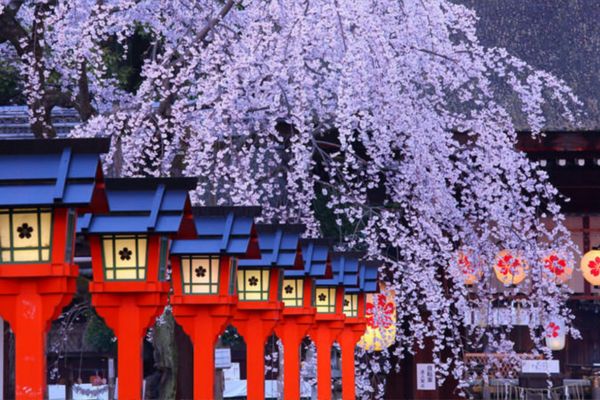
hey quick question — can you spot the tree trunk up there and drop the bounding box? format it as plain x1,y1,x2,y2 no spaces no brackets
149,309,178,400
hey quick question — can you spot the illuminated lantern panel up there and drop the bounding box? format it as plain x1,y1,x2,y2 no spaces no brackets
102,234,148,280
237,268,271,301
315,287,336,313
0,208,53,262
543,253,572,284
281,278,304,307
181,255,221,294
358,289,396,351
581,250,600,286
343,293,359,317
545,319,566,351
493,250,527,285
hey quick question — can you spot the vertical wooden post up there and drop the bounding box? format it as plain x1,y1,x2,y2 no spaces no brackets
116,303,144,400
315,333,333,400
14,293,46,400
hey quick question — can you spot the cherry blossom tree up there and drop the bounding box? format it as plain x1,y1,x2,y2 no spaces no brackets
0,0,582,397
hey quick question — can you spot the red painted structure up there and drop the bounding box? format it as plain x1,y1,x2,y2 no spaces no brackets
309,289,346,400
310,252,362,400
274,238,332,399
232,224,304,400
81,178,196,400
0,139,109,399
169,206,260,400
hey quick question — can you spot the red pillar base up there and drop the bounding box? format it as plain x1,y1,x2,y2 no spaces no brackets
0,274,77,400
233,306,281,400
340,320,367,400
90,284,169,400
274,309,315,400
309,316,345,400
172,301,235,400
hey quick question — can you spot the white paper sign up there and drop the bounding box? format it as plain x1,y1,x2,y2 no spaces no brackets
416,363,436,390
521,360,560,374
215,348,232,369
223,362,241,381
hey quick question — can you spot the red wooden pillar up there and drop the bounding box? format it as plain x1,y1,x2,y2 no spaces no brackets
309,288,345,400
340,294,367,400
274,279,315,399
172,308,232,400
234,310,280,400
91,290,168,400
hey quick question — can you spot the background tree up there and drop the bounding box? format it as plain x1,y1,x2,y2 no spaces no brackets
0,0,582,397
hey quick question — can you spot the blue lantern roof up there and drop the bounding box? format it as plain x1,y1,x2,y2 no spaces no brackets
285,238,332,278
346,260,381,293
315,251,362,287
0,139,109,208
237,224,304,270
170,206,261,257
78,177,197,235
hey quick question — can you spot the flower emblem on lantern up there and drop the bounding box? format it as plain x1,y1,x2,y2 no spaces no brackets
457,250,481,285
546,322,560,338
365,293,394,329
493,250,527,285
543,253,572,283
248,276,258,286
359,286,397,352
284,285,294,294
544,318,566,351
581,250,600,286
119,247,132,261
588,257,600,277
194,266,206,278
318,293,327,302
17,223,33,239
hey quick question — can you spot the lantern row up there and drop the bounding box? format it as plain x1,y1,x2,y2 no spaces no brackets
0,139,381,400
459,250,600,287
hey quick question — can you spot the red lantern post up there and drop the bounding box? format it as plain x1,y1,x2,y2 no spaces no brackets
339,260,380,400
274,238,332,399
310,252,362,400
79,178,196,400
0,139,109,399
169,206,261,400
232,224,304,400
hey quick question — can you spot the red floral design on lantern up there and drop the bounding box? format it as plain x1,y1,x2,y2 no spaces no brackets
588,257,600,277
496,253,522,276
546,322,560,338
544,254,567,276
366,293,394,329
458,253,473,275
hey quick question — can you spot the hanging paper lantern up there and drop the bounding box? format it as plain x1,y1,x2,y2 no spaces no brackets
358,288,396,351
581,250,600,286
493,250,527,285
543,253,572,284
545,319,566,351
457,251,481,285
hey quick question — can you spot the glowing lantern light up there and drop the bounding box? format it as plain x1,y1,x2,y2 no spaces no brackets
581,250,600,286
545,319,566,351
493,250,527,285
358,288,396,351
543,253,572,284
457,251,481,286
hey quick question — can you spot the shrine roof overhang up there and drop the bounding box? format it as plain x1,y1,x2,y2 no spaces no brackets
77,177,197,235
315,251,363,288
285,238,333,279
237,223,304,270
170,206,261,257
0,138,109,208
346,260,381,293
